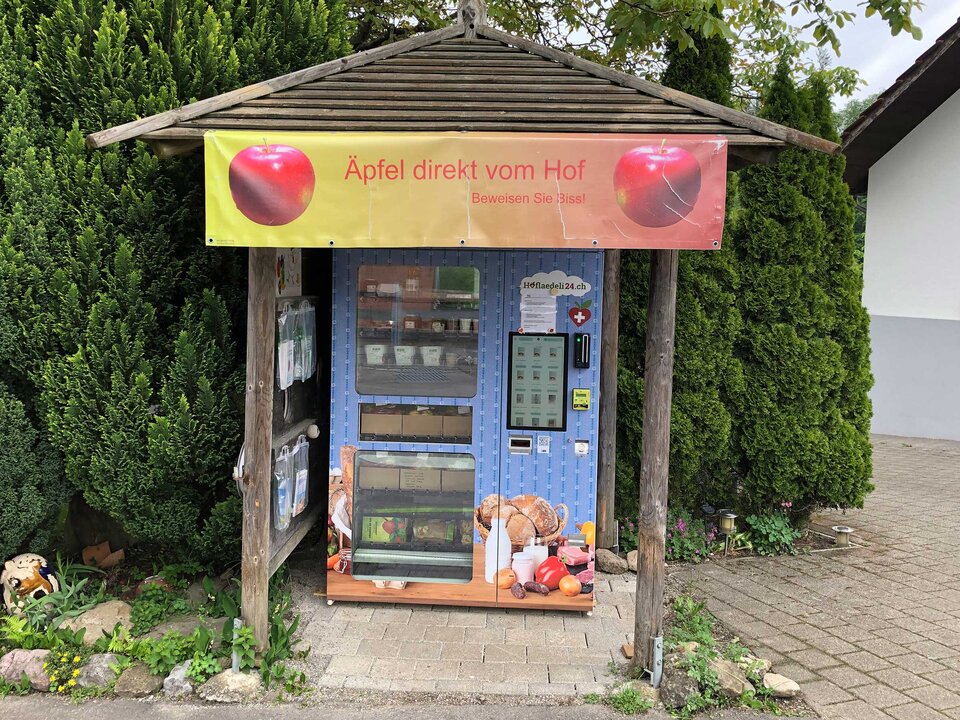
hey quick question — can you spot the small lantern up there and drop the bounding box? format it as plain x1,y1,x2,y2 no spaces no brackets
832,525,854,547
718,510,737,536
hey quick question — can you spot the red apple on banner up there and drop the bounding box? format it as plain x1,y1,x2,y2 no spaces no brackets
613,144,702,228
229,144,315,226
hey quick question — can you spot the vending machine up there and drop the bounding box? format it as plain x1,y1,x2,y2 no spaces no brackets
326,248,603,612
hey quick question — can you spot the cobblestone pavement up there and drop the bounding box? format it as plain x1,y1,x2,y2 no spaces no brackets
289,562,637,698
678,435,960,720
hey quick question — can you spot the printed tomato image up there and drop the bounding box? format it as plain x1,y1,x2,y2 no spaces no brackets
613,144,702,228
228,144,315,226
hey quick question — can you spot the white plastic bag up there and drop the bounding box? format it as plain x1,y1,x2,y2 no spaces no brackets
274,445,294,531
297,300,316,382
292,434,309,517
277,302,296,390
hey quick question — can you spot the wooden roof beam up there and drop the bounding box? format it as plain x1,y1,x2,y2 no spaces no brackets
85,23,467,149
476,26,838,156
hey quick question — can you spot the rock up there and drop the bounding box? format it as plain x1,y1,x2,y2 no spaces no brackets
163,661,194,698
76,653,119,689
185,582,208,609
0,649,50,691
738,654,772,676
710,658,755,698
62,600,133,646
145,615,228,641
676,641,700,654
659,664,699,709
596,549,628,574
627,550,638,572
114,662,163,698
197,670,262,703
763,673,800,699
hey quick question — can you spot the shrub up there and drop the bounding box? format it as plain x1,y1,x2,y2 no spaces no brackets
666,511,718,564
0,385,70,559
744,510,802,556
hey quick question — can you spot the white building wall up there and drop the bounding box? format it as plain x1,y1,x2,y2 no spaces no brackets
863,87,960,440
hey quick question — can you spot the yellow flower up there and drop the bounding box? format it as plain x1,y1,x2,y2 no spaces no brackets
72,669,80,677
68,679,76,687
73,656,81,663
57,685,65,693
61,654,68,661
43,662,48,669
50,672,58,681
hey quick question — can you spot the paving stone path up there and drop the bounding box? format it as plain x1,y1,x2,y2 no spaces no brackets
290,563,637,698
678,435,960,720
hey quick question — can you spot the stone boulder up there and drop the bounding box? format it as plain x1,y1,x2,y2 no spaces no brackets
627,550,638,572
197,670,262,703
145,614,228,641
659,667,698,708
114,662,163,698
76,653,119,689
709,658,755,698
62,600,133,646
763,673,800,699
0,649,50,691
163,660,194,698
596,549,628,574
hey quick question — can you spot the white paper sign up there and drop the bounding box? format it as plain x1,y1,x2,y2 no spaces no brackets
518,270,592,333
537,435,551,454
276,248,302,297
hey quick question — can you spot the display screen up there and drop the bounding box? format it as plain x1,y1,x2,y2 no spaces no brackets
506,333,568,431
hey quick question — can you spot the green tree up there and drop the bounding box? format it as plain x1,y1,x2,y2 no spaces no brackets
731,60,870,514
0,0,350,564
617,24,742,516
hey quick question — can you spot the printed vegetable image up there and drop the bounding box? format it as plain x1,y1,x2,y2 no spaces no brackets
613,144,702,228
558,575,582,597
534,555,569,590
495,568,518,589
229,144,315,225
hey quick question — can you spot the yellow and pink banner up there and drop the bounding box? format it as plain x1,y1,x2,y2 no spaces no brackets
204,131,728,250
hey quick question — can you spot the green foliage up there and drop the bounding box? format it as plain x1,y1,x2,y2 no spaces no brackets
617,25,743,519
44,644,89,694
731,61,873,516
21,557,108,630
232,625,257,672
0,0,350,566
186,650,221,685
0,614,86,650
0,385,69,558
606,686,655,714
666,596,716,651
130,584,190,636
665,511,718,564
744,513,802,556
0,674,31,697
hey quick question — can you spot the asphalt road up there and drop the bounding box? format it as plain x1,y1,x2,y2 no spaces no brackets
0,696,806,720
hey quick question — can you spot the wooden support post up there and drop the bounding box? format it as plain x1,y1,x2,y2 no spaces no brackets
597,249,621,549
633,249,679,678
242,248,276,651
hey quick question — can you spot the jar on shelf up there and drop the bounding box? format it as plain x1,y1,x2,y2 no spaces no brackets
403,315,418,330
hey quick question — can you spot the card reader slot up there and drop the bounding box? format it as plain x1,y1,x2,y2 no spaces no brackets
508,436,533,454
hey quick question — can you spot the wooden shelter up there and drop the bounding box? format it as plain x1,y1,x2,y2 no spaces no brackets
87,0,836,677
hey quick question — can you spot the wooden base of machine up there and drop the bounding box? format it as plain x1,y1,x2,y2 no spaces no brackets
327,544,593,612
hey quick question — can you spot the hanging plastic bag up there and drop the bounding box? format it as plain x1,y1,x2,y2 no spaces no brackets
292,434,309,517
297,300,316,382
277,302,296,390
274,445,294,531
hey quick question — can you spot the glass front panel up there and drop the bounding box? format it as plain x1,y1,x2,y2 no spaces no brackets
507,333,568,430
356,265,479,397
352,451,475,583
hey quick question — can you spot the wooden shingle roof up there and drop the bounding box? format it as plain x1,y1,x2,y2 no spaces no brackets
86,12,837,163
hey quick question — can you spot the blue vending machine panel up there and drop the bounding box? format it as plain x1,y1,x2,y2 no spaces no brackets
327,249,602,611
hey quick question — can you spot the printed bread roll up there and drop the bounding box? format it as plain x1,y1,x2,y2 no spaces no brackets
478,494,508,525
505,512,537,547
509,495,558,536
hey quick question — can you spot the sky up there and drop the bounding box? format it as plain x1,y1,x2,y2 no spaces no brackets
809,2,960,102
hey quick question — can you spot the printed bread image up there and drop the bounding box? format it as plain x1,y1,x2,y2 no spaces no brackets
474,493,567,551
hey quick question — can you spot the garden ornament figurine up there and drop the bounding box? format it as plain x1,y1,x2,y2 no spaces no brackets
1,553,60,614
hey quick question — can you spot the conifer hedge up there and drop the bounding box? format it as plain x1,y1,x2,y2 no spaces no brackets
0,0,350,564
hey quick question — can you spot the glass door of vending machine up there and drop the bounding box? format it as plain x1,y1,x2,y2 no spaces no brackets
329,251,500,604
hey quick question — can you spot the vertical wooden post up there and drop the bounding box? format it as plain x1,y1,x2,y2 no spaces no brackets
633,249,679,678
242,247,276,651
597,249,621,549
